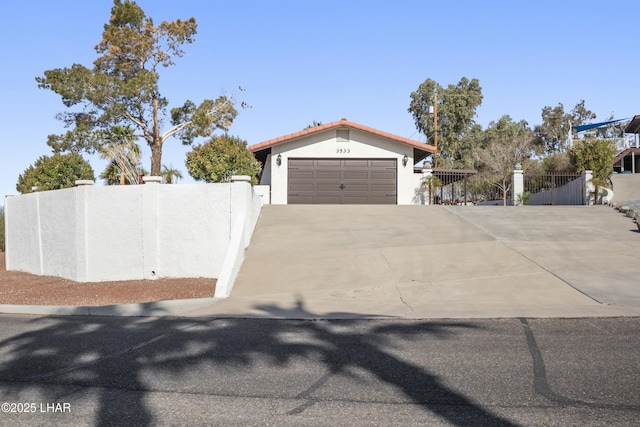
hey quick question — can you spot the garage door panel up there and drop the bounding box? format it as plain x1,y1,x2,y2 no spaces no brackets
371,183,396,192
316,159,341,168
369,195,396,204
289,170,315,180
316,195,342,204
342,196,370,204
288,158,397,204
343,183,369,192
289,182,314,192
343,159,370,167
289,196,315,204
371,170,396,180
370,159,396,167
316,170,341,179
316,183,341,191
289,159,316,167
343,170,369,180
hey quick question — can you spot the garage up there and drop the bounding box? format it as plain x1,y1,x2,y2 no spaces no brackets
249,119,435,205
288,158,397,204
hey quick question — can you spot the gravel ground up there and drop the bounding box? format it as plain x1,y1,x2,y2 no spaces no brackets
0,252,216,306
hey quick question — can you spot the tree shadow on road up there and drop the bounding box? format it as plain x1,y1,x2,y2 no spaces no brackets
0,301,519,426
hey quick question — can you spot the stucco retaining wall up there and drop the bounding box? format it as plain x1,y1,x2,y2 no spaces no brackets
5,178,262,285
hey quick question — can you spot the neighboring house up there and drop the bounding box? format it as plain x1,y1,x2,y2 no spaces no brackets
616,115,640,174
250,118,435,205
573,115,640,174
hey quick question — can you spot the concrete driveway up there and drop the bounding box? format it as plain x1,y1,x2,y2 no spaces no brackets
200,205,640,319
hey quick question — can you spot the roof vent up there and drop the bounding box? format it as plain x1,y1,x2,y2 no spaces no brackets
336,129,349,142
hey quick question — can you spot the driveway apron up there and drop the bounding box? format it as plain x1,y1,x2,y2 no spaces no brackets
204,205,640,319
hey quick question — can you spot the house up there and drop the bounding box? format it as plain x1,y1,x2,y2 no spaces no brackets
616,115,640,174
249,118,435,205
572,116,640,174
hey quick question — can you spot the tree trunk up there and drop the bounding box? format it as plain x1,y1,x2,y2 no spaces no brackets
150,142,162,176
149,93,162,176
502,179,507,206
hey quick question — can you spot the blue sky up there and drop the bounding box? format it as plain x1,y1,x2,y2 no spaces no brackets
1,0,637,201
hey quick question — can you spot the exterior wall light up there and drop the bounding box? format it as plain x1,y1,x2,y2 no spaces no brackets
276,154,282,167
402,154,409,167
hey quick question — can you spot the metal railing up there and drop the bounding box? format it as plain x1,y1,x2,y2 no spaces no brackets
422,170,586,206
428,169,490,205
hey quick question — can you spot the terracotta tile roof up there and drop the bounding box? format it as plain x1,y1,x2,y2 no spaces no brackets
249,118,435,153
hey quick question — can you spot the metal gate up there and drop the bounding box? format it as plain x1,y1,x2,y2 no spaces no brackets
428,169,513,205
524,172,584,205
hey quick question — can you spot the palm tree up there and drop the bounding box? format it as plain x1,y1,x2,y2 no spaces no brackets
421,175,442,205
304,120,323,129
100,161,148,185
99,126,144,185
100,161,122,186
161,164,183,184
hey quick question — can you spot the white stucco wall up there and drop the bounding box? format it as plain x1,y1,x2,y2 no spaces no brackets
253,186,271,204
4,192,46,276
83,185,145,281
266,129,422,204
412,171,427,205
5,179,262,283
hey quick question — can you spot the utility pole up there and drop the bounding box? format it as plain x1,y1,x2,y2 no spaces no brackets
433,91,438,169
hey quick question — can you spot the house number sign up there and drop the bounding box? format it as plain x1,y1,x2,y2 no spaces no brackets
336,148,351,154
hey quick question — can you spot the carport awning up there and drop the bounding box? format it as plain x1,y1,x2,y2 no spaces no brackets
573,118,629,133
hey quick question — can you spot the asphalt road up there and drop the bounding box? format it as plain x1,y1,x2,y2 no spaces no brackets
0,315,638,426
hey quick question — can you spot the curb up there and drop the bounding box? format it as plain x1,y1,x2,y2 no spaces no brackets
0,297,220,318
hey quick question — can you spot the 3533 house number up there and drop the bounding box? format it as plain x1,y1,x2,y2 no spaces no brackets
336,148,351,154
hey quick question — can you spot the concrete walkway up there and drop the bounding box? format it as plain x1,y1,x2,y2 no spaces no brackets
3,205,640,319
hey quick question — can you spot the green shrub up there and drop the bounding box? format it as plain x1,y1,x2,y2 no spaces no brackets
16,152,95,194
185,135,261,184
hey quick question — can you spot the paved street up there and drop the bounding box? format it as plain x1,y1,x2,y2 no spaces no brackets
0,315,638,426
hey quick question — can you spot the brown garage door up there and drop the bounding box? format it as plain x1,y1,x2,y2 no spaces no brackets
288,158,397,204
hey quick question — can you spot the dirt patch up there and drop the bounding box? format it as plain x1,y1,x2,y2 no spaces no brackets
0,252,216,306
